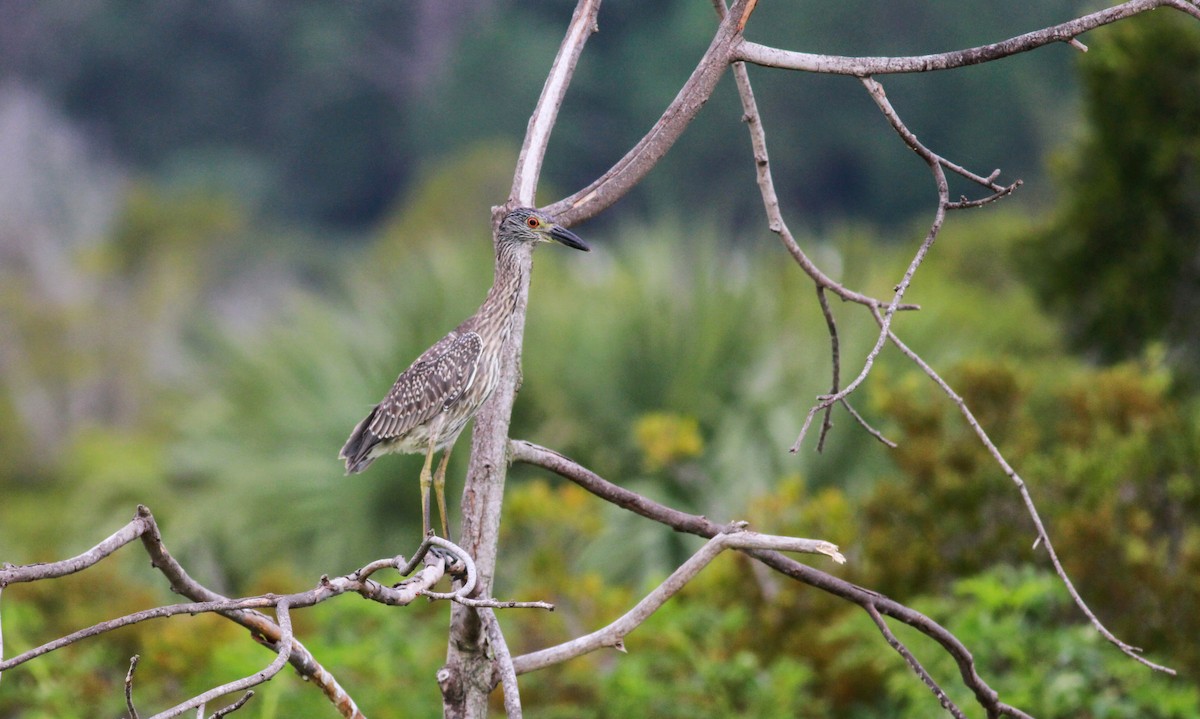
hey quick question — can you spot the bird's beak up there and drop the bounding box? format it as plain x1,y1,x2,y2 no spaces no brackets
549,224,590,252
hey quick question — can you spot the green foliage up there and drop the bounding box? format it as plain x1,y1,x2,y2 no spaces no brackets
2,1,1082,227
1025,12,1200,366
826,565,1200,719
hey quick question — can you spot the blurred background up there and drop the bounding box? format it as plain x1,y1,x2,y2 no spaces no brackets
1,1,1198,717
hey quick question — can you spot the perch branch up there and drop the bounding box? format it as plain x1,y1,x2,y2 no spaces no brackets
451,5,604,714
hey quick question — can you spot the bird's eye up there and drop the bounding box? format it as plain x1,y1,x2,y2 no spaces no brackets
526,216,540,229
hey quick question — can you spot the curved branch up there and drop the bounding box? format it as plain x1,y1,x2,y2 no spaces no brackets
542,0,757,226
875,310,1176,675
729,60,916,311
510,439,1033,717
734,0,1200,76
136,507,368,718
511,527,843,675
147,600,291,719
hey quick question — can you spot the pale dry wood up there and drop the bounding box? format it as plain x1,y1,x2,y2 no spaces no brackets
512,528,843,674
734,0,1200,75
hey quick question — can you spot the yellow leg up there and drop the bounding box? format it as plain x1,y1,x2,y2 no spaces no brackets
418,436,438,537
433,446,453,539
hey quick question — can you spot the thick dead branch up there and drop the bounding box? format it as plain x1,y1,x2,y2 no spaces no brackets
510,0,602,207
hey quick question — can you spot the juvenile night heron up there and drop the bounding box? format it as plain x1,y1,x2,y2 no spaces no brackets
339,207,589,538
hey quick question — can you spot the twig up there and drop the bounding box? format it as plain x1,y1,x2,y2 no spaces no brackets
729,60,917,311
512,527,843,674
815,286,838,452
810,286,895,449
865,605,966,719
126,654,141,719
733,0,1200,75
208,693,254,719
145,600,290,719
874,309,1176,675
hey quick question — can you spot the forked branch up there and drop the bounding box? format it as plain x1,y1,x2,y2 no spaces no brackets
510,526,843,675
510,439,1033,718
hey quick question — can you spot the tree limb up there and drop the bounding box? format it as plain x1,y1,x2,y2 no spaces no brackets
734,0,1200,75
509,439,1035,718
511,527,842,675
543,0,759,227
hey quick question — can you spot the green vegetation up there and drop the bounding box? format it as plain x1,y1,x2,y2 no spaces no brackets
0,0,1082,228
1025,12,1200,368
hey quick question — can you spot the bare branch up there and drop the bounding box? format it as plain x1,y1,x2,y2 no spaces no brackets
510,0,601,207
734,0,1200,75
510,439,1029,717
126,654,141,719
136,507,369,718
207,692,254,719
144,600,290,719
865,605,966,719
792,72,1018,451
874,310,1177,675
0,513,151,585
729,60,915,311
480,608,522,718
512,527,843,674
543,0,758,226
815,286,838,452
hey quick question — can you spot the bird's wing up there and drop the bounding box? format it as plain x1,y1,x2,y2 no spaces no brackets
366,330,483,441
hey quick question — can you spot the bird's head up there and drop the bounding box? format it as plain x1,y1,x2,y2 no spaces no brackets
499,207,589,252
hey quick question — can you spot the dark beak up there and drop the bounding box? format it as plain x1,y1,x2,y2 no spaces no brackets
550,224,590,252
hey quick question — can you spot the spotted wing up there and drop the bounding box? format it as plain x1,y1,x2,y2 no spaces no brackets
366,330,483,441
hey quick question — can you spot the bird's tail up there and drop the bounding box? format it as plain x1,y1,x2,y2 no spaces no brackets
339,407,381,474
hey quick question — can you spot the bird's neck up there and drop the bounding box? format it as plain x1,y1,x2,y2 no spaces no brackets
478,240,532,330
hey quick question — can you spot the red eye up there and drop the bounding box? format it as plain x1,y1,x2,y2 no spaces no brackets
526,216,539,228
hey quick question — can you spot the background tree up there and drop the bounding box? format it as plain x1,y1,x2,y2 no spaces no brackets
1025,12,1200,370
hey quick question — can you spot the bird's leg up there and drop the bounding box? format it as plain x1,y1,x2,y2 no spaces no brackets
419,435,439,537
433,446,453,539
